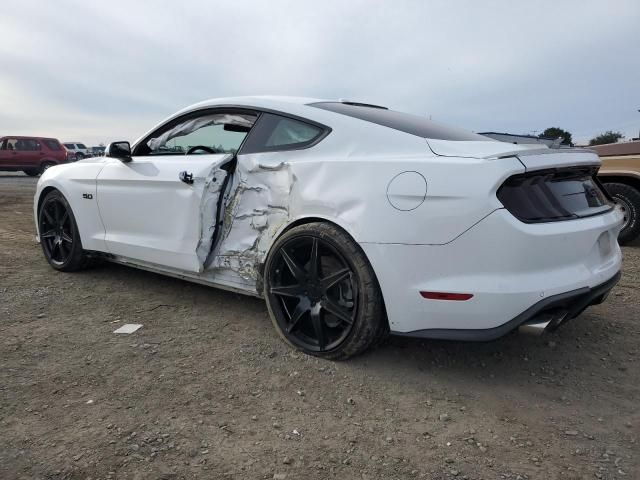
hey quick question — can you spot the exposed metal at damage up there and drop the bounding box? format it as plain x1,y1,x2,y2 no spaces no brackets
195,158,230,268
201,156,292,287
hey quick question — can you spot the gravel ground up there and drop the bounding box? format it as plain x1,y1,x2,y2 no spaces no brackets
1,172,638,480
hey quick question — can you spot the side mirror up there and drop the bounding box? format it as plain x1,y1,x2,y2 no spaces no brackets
105,141,132,162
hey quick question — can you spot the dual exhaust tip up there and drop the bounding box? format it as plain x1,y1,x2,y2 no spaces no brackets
518,309,569,336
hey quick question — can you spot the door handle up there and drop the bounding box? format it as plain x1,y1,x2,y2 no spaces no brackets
179,171,194,185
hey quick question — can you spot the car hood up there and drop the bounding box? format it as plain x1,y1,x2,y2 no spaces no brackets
76,156,108,164
426,139,600,171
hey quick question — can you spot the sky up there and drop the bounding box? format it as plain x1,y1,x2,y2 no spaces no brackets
1,0,639,146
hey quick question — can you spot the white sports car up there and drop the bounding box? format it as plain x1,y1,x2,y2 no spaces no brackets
34,96,623,359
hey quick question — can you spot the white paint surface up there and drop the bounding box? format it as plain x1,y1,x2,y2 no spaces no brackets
34,96,624,338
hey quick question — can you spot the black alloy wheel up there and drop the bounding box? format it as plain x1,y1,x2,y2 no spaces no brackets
38,190,89,271
40,196,74,266
264,222,387,360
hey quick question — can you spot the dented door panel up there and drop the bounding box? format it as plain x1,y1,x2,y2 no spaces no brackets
97,155,231,272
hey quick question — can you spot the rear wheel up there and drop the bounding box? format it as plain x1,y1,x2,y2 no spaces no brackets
38,190,90,271
264,222,387,360
40,161,55,175
23,169,39,177
603,182,640,244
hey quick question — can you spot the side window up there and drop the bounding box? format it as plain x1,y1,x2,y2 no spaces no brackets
12,139,39,151
142,112,257,156
43,139,62,151
241,113,325,154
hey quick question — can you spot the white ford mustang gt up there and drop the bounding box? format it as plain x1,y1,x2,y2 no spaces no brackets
34,96,623,359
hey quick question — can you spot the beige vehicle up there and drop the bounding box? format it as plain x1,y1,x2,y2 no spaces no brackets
593,140,640,244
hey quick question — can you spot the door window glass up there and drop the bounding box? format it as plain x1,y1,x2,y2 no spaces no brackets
2,138,40,151
144,113,257,155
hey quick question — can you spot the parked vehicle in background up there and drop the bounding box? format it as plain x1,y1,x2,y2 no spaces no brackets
89,146,106,157
63,142,90,160
0,136,69,176
593,140,640,244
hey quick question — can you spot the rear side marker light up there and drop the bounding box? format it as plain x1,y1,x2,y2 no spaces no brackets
420,291,473,301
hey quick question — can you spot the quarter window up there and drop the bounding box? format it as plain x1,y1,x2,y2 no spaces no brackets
43,139,62,151
240,113,325,154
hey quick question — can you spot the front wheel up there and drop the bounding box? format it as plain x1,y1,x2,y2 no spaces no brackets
264,222,387,360
603,182,640,245
38,190,90,271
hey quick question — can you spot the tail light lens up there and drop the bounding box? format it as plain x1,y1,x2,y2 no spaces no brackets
497,167,613,223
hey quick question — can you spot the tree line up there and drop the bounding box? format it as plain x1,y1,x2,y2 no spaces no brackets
538,127,624,146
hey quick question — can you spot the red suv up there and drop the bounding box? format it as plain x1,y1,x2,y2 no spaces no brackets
0,136,69,176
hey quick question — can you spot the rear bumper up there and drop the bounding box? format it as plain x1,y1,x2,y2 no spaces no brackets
395,270,620,341
361,207,624,338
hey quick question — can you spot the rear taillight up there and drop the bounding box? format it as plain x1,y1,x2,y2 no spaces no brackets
497,167,613,223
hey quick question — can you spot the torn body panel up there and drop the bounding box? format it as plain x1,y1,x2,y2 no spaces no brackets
196,150,526,296
201,155,292,289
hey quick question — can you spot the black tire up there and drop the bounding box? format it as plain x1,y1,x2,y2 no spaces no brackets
23,169,39,177
264,222,387,360
40,161,56,175
38,190,90,271
603,182,640,245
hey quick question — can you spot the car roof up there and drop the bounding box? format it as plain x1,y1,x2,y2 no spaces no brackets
173,95,332,121
188,95,328,109
1,135,58,140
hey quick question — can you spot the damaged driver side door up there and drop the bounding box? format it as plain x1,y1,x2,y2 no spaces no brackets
96,110,256,272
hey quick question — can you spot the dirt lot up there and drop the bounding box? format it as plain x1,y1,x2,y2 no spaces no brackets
0,173,638,480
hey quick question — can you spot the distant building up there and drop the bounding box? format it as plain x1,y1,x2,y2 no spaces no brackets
478,131,556,147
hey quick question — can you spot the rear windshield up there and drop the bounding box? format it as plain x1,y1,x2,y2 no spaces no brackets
310,102,486,141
